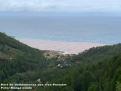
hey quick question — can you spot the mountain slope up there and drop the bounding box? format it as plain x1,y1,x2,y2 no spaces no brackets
0,32,44,56
0,32,121,91
72,43,121,64
0,32,48,82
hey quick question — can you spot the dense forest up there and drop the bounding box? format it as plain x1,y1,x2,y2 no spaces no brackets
0,32,121,91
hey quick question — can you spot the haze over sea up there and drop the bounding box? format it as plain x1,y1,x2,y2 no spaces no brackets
0,12,121,54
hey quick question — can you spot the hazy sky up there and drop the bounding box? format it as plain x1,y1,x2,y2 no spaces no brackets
0,0,121,12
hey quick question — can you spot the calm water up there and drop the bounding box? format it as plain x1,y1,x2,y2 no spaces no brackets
0,13,121,44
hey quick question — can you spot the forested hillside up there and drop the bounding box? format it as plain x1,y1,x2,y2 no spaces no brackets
0,32,121,91
0,32,48,82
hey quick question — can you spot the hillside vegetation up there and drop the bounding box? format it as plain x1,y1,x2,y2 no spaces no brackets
0,32,121,91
